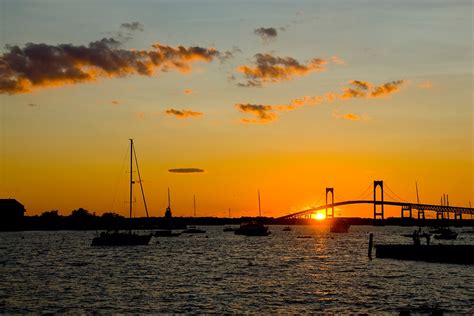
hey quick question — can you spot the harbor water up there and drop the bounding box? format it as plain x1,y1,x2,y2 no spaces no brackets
1,226,473,314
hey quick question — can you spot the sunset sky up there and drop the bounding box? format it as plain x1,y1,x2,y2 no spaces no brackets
1,0,472,218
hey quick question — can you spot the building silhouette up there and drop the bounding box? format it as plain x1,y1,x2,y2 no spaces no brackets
0,199,25,230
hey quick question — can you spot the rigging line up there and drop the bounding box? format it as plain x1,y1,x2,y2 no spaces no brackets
133,142,149,218
314,192,325,207
110,143,129,214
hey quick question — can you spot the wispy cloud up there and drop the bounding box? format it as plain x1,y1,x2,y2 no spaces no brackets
183,89,193,95
331,55,346,65
332,110,368,121
165,108,203,119
254,27,278,43
120,21,144,32
168,168,204,173
111,100,120,105
417,81,433,89
0,38,222,94
236,79,405,124
237,53,327,87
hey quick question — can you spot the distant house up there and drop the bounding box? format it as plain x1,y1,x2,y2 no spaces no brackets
0,199,26,230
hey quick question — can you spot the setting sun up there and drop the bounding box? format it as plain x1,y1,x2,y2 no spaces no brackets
315,213,326,220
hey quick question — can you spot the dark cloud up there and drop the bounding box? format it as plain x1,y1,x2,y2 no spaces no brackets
236,53,327,87
254,27,278,41
120,22,144,32
165,108,203,119
235,103,278,124
168,168,204,173
0,39,221,94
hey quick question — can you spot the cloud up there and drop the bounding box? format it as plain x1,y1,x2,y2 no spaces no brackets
120,22,144,32
168,168,204,173
111,100,120,105
332,110,368,121
237,53,327,86
0,38,222,94
27,103,39,107
254,27,278,42
165,108,203,119
340,80,405,99
417,81,433,89
331,55,346,65
183,89,193,95
136,112,145,119
235,79,405,124
235,103,278,124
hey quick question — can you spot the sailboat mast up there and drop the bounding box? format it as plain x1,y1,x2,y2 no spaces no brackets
193,195,196,217
258,189,261,217
133,143,149,218
129,139,133,233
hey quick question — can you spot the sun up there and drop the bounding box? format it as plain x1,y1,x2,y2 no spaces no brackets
315,213,326,220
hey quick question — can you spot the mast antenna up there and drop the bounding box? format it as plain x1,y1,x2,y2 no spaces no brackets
258,189,261,217
168,188,171,208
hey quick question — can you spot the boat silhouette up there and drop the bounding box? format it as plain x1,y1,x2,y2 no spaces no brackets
234,190,270,236
92,139,152,246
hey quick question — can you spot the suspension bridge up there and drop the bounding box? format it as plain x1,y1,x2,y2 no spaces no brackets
277,181,473,221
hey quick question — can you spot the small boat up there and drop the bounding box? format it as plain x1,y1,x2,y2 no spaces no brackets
329,219,350,233
223,226,235,232
92,231,151,246
234,222,270,236
182,226,206,234
282,226,292,231
92,139,152,246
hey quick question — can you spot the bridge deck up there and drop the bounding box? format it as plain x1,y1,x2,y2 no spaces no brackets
278,200,474,220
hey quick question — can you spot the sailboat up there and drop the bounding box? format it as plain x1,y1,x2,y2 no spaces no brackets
182,195,206,234
91,139,152,246
234,189,270,236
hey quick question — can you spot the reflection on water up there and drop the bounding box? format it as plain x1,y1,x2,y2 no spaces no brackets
1,226,473,313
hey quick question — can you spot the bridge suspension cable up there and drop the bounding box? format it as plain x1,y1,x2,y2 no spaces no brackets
352,182,373,200
384,183,408,202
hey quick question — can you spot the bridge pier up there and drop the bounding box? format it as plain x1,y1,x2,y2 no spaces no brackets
326,188,334,219
373,181,384,222
454,211,462,221
417,209,425,221
401,205,412,218
436,210,444,220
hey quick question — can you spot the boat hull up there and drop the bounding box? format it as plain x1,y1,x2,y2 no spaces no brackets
375,244,474,264
91,232,152,246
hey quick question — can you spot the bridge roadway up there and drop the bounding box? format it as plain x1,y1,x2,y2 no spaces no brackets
277,200,474,220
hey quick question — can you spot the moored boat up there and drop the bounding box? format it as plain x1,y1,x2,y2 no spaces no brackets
91,139,152,246
234,222,270,236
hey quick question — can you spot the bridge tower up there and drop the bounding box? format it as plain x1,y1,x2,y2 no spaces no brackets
417,209,425,220
401,205,412,218
373,181,384,221
326,188,334,219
